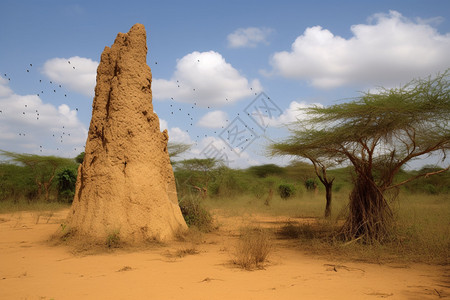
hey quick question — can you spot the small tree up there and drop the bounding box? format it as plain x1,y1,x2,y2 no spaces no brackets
270,71,450,242
247,164,285,178
75,152,85,164
177,158,219,198
271,147,336,218
167,142,192,159
0,151,75,201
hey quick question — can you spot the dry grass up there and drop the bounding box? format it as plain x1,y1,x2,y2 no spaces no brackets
0,199,69,214
175,247,200,258
274,193,450,264
233,226,273,270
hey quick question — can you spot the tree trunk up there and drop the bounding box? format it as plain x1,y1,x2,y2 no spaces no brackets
43,182,50,202
35,181,42,200
342,174,392,243
324,183,333,218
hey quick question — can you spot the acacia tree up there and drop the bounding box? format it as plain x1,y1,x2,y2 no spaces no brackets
167,142,192,159
0,151,74,201
270,146,337,218
177,158,218,198
270,71,449,242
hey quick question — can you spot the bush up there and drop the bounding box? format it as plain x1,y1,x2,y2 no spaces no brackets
178,195,213,232
56,168,77,203
106,230,121,248
305,178,317,190
233,227,272,270
278,183,295,199
0,163,37,202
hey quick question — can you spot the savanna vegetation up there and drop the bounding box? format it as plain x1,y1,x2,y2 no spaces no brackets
0,149,449,263
0,72,448,264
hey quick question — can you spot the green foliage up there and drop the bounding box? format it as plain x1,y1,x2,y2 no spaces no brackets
305,178,317,190
56,168,77,203
278,183,295,199
174,158,221,197
0,150,76,201
400,166,450,194
247,164,285,178
270,71,450,242
283,161,316,181
178,195,213,232
0,163,37,202
204,167,247,197
75,152,85,164
0,151,79,203
167,142,192,159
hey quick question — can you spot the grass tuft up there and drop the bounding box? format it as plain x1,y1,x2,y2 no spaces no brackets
233,227,273,270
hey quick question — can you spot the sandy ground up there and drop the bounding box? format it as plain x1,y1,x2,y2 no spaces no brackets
0,209,448,300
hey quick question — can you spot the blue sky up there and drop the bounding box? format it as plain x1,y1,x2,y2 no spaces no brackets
1,0,449,168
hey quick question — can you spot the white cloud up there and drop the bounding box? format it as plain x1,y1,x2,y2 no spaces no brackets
152,51,262,107
159,118,192,145
270,10,450,88
168,127,192,144
197,110,228,128
227,27,273,48
185,136,260,168
159,118,168,131
42,56,98,97
0,77,88,157
268,101,323,127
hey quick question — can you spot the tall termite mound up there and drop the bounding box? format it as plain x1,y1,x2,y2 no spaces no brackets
67,24,187,243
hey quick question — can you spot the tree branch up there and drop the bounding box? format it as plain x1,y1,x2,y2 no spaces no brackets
386,166,449,190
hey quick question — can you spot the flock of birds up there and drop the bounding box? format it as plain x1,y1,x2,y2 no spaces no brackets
1,61,81,154
1,58,268,162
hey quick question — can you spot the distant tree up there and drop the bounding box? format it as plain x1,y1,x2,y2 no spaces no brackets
75,152,85,164
269,71,450,242
167,143,192,159
0,163,36,201
270,147,337,218
247,164,285,178
177,158,219,198
0,151,75,201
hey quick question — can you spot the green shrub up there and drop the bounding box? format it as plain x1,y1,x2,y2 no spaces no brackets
178,195,213,232
423,183,438,195
305,178,317,190
106,230,121,248
56,168,77,203
278,183,295,199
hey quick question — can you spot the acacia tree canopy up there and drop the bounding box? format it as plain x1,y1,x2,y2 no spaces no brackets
271,70,449,242
0,150,75,201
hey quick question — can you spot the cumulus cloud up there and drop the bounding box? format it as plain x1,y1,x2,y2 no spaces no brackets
270,10,450,88
42,56,98,97
187,136,260,168
0,77,88,157
152,51,262,107
159,118,192,145
265,100,324,128
197,110,228,128
227,27,273,48
168,127,192,144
